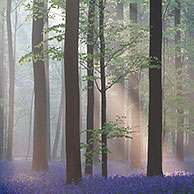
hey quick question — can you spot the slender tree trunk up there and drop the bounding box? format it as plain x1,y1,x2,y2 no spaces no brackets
93,32,100,165
85,0,95,175
52,85,63,160
61,51,65,162
44,0,51,161
65,0,82,184
61,108,65,161
93,86,100,165
174,0,184,162
26,90,34,161
147,0,163,177
129,3,142,169
32,0,48,171
52,43,65,161
7,0,15,161
4,67,7,157
162,24,166,156
61,83,65,162
0,3,5,160
13,8,17,65
99,0,107,178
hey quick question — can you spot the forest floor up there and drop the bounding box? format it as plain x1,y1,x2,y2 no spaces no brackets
1,159,194,193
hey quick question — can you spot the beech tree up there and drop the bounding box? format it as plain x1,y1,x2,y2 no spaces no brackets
99,0,107,178
0,0,5,160
65,0,82,184
147,0,163,176
52,74,64,160
32,0,48,171
44,1,51,161
7,0,15,161
85,0,95,175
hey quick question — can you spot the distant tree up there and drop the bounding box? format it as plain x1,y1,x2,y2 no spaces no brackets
26,91,34,161
147,0,163,176
174,0,184,162
60,102,65,161
85,0,96,176
60,56,65,162
129,2,142,169
32,0,48,171
52,82,64,160
43,0,51,161
65,0,82,184
0,0,5,160
6,0,15,161
51,44,65,161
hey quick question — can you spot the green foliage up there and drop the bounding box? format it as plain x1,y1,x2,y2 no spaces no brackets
80,116,132,165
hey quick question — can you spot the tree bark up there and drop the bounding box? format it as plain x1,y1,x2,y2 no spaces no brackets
147,0,163,177
0,2,5,160
85,0,95,175
162,22,166,157
93,86,100,165
65,0,82,184
99,0,107,178
32,0,48,171
6,0,15,161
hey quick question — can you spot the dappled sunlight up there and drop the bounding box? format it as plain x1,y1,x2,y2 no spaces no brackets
106,82,127,161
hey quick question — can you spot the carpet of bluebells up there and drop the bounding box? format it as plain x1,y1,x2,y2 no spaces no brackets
1,160,194,193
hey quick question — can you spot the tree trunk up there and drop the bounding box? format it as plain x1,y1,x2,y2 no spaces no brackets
3,66,7,157
61,53,65,162
65,0,82,184
174,0,184,162
85,0,95,175
99,0,107,178
61,107,65,161
44,0,51,161
129,3,142,169
52,85,63,160
26,90,34,161
0,2,4,160
32,0,48,171
6,0,15,161
162,23,166,157
93,86,100,165
147,0,163,177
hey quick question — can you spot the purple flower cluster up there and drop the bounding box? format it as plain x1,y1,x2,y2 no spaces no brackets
1,160,194,193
